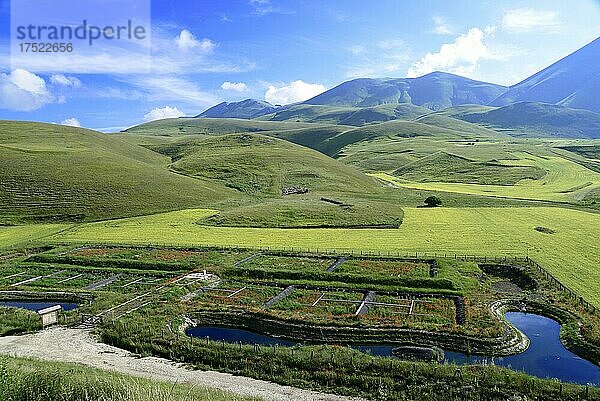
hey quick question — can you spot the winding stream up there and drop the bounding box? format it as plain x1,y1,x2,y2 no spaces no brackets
187,312,600,386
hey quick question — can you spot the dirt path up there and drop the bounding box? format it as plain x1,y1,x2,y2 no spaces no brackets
0,328,359,401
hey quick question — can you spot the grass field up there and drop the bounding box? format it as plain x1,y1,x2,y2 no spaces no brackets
373,151,600,203
1,357,258,401
0,224,70,249
47,206,600,307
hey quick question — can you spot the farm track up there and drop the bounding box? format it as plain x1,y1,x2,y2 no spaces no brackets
0,328,361,401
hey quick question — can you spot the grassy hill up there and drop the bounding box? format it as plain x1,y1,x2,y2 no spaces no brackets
147,133,377,197
123,117,322,137
457,102,600,139
0,121,236,223
392,152,546,185
259,103,432,125
318,119,503,156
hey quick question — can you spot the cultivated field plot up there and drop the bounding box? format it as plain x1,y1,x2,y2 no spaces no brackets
335,259,431,278
190,282,281,309
268,289,457,328
241,255,334,271
364,295,456,327
69,246,216,263
272,289,365,316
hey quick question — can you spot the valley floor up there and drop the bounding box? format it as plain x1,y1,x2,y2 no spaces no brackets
0,327,358,401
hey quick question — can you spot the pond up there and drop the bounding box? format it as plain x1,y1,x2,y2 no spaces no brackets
0,301,79,312
187,312,600,386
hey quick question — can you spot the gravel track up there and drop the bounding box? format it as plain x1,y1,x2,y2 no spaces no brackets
0,328,359,401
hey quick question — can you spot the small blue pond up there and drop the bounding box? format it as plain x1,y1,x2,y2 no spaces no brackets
187,312,600,386
0,301,78,312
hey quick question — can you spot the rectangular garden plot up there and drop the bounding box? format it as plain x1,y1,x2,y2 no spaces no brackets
335,259,431,278
270,289,366,321
242,255,334,271
191,282,281,309
67,246,247,265
364,295,456,328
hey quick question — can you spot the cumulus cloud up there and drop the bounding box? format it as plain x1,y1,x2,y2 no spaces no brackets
143,106,186,122
0,69,53,111
407,28,496,78
221,81,248,92
502,8,560,32
50,74,81,87
264,80,326,105
61,117,81,127
175,29,216,52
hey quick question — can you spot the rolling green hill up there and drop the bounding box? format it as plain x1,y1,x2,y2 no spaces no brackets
147,133,378,196
0,121,237,223
457,102,600,139
318,119,504,156
392,152,546,185
258,103,432,125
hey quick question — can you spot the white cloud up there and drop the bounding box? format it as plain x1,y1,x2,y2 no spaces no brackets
2,26,248,76
175,29,216,52
432,16,452,35
61,117,81,127
221,81,248,92
345,38,411,78
130,76,220,107
248,0,291,16
50,74,82,88
0,69,53,111
143,106,186,122
264,80,326,105
502,8,560,32
407,28,497,78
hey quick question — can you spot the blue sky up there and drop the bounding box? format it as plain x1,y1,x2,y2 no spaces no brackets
0,0,599,131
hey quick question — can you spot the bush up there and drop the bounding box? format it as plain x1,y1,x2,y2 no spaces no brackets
424,196,442,207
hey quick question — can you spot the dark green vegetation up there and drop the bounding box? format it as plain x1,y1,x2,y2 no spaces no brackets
3,244,597,400
0,357,257,401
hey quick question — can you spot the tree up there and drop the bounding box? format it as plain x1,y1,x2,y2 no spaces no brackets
424,196,442,207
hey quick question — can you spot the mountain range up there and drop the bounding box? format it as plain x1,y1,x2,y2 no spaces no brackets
196,37,600,139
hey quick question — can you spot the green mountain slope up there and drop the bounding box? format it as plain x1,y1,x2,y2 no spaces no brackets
0,121,236,223
304,72,507,109
458,102,600,138
147,133,378,196
258,103,432,125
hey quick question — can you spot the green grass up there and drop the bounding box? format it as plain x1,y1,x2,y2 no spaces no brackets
374,151,600,202
122,117,327,137
0,356,259,401
146,133,378,197
0,121,237,223
0,307,41,336
0,224,69,249
202,194,404,228
50,206,600,307
392,152,546,185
